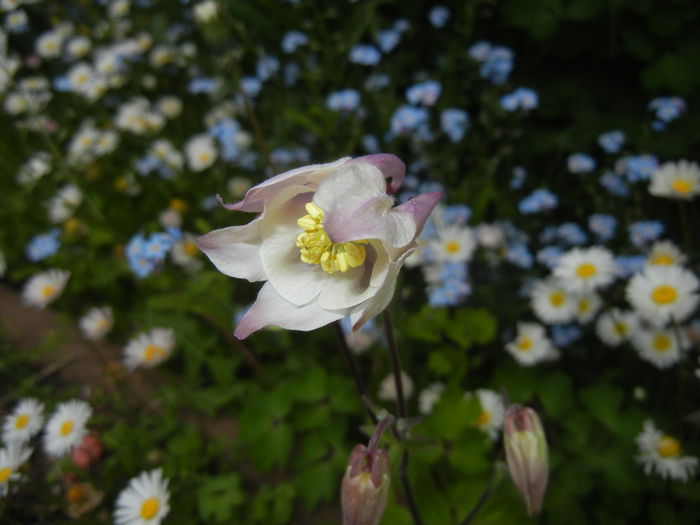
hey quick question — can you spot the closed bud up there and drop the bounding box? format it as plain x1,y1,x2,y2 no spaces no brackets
341,418,392,525
504,405,549,516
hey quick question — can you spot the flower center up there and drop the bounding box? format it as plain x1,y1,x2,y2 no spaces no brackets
578,299,590,314
60,420,74,436
475,410,491,426
140,497,160,519
67,484,86,503
197,152,211,164
296,202,367,274
549,291,565,306
0,467,12,483
651,285,677,305
652,335,670,352
516,337,532,351
671,179,692,195
576,263,597,278
42,285,56,298
613,322,627,336
445,241,460,254
144,344,165,362
651,254,674,266
15,414,29,429
183,240,199,256
657,435,681,458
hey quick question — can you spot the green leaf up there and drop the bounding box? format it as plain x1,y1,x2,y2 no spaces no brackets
537,371,573,417
296,461,337,509
197,474,244,522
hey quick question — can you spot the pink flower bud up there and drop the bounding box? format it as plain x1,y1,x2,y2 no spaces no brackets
72,433,103,469
504,405,549,516
341,417,393,525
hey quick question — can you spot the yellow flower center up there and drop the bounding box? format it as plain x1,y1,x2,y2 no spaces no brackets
657,435,681,458
516,337,532,351
0,467,12,483
15,414,29,429
549,291,565,306
445,241,460,254
296,202,367,274
184,241,199,256
651,285,677,305
671,179,692,195
60,420,74,436
144,344,166,362
67,484,86,503
169,198,187,212
613,322,627,336
578,299,590,314
140,497,160,519
652,335,670,352
475,410,491,426
576,263,597,278
42,285,56,298
651,254,674,265
197,152,211,164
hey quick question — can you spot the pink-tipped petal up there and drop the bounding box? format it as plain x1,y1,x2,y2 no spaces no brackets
394,191,442,237
353,154,406,194
234,282,348,339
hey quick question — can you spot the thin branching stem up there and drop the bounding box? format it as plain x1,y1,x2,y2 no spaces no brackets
333,321,376,423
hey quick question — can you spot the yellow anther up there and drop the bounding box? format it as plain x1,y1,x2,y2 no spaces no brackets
60,420,74,436
475,410,491,426
651,254,674,266
42,285,56,298
671,179,692,195
652,335,670,352
657,435,681,458
0,467,11,483
516,337,532,351
651,285,677,305
549,291,565,306
15,414,29,429
140,498,160,519
144,345,165,362
576,263,597,278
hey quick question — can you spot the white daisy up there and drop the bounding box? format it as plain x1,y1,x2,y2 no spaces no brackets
646,240,686,267
553,246,616,293
193,0,219,23
631,326,688,369
123,328,175,371
649,160,700,200
2,398,44,444
574,292,602,324
595,309,639,347
626,265,699,326
0,442,32,497
636,420,697,482
114,469,170,525
185,134,217,172
471,389,505,441
48,184,82,223
156,96,182,119
418,382,445,415
377,371,414,401
530,278,576,324
429,225,476,264
505,322,558,366
79,306,114,341
43,400,92,458
171,233,203,272
21,269,70,309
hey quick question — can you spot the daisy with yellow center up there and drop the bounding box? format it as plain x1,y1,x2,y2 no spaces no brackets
649,160,700,201
531,278,576,324
595,309,639,347
21,269,70,309
171,233,204,272
506,322,558,366
646,240,686,268
0,443,32,497
114,469,170,525
43,400,92,458
553,247,615,294
123,327,175,371
2,398,44,444
631,327,687,369
626,265,699,326
574,292,602,324
427,224,476,264
79,306,114,341
470,389,505,441
636,420,698,482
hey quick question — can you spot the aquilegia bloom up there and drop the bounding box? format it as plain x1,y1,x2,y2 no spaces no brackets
197,154,440,339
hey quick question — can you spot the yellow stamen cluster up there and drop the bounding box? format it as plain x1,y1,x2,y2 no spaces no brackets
576,263,597,278
549,291,565,307
140,498,160,519
15,414,29,429
671,179,692,195
651,285,677,305
516,337,532,352
60,420,74,436
475,410,491,426
652,335,670,352
144,344,166,362
0,467,12,483
657,435,681,458
296,203,367,274
651,254,674,266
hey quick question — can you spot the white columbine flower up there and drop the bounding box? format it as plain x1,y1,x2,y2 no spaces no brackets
636,420,698,482
506,322,558,366
114,469,170,525
626,265,699,326
553,246,615,294
649,160,700,200
471,389,505,441
2,398,44,444
185,134,218,172
595,309,639,347
646,240,686,267
530,278,576,324
43,400,92,458
123,328,175,371
631,326,688,369
0,442,32,497
79,306,114,341
21,269,70,309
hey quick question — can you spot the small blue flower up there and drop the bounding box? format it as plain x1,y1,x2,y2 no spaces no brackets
614,255,645,279
478,45,514,84
510,166,527,189
550,325,582,347
628,220,665,248
240,77,262,97
616,154,658,182
53,76,71,92
393,18,410,32
365,73,390,91
428,6,450,27
588,214,617,242
649,96,686,125
208,118,243,162
390,105,429,135
506,243,533,269
428,280,471,307
443,204,472,225
567,153,596,174
326,89,360,112
468,41,491,61
500,87,538,111
26,229,61,261
419,181,445,195
349,44,381,66
440,108,469,142
440,262,468,283
599,171,629,197
538,226,559,245
362,134,380,153
406,80,442,107
598,130,625,154
518,189,558,214
281,31,308,53
536,246,563,268
376,29,400,53
188,77,216,94
256,55,279,81
557,223,588,246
